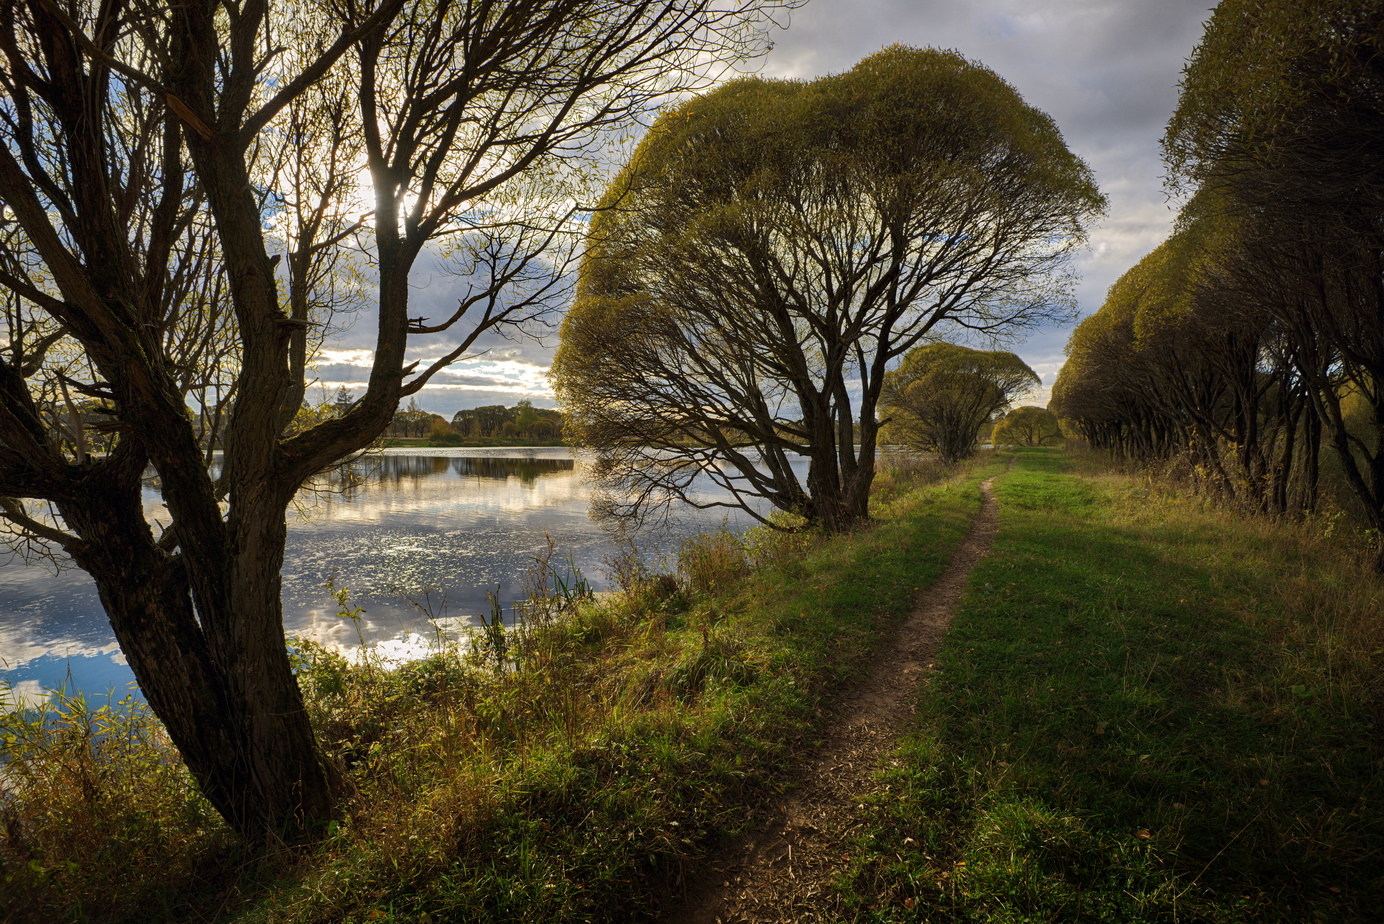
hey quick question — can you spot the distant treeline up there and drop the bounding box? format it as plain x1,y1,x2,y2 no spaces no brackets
384,399,563,443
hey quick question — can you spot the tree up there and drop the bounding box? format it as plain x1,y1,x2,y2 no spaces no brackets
0,0,790,841
881,343,1039,464
514,398,540,434
993,406,1062,447
1052,215,1323,514
332,386,356,417
553,46,1103,532
427,415,453,441
388,396,433,438
1164,0,1384,564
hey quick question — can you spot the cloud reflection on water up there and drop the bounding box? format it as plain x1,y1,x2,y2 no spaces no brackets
0,448,764,705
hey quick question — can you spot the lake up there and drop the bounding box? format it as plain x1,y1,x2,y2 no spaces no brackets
0,448,765,708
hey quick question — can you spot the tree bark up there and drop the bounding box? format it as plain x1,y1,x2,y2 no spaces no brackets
54,445,335,839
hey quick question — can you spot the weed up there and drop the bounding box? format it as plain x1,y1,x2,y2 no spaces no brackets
0,687,233,923
476,589,511,672
519,533,595,628
678,526,748,596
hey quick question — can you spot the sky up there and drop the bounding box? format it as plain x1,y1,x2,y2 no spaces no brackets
318,0,1218,416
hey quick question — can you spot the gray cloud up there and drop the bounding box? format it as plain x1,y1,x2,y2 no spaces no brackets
758,0,1214,399
317,1,1214,414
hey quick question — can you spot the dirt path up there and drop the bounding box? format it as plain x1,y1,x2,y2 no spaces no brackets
661,474,1003,924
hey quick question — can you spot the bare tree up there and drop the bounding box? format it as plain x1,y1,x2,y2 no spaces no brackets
0,0,790,841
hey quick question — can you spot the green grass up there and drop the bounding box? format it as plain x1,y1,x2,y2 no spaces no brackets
843,447,1384,922
1,456,997,924
12,447,1377,922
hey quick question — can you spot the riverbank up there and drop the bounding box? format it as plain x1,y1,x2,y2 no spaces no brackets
381,436,567,449
3,449,1380,922
0,454,988,922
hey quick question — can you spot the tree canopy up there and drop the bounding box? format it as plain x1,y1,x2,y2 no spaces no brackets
0,0,792,840
992,406,1062,448
1055,0,1383,564
881,343,1039,464
1164,0,1384,214
553,45,1103,532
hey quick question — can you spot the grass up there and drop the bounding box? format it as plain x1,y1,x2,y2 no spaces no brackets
10,446,1378,922
0,687,236,922
843,447,1384,922
0,454,993,923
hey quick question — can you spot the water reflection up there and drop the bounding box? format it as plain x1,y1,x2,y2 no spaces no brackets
0,448,751,706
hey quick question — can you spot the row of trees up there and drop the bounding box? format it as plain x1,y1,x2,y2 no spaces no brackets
386,398,563,441
555,45,1103,532
450,401,562,441
1052,0,1384,566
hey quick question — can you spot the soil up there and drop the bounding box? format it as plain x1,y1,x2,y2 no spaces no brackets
660,474,1003,924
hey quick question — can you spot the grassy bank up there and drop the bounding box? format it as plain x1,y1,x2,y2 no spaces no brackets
13,447,1376,922
844,448,1384,922
1,456,995,923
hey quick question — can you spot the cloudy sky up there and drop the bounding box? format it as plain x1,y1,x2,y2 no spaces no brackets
321,0,1217,415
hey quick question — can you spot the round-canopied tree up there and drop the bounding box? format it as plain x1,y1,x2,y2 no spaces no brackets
992,405,1063,447
553,45,1104,532
880,343,1039,463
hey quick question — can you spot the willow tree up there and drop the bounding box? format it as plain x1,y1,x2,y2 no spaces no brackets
553,45,1104,532
1165,0,1384,564
1053,209,1321,512
0,0,790,841
1051,270,1158,460
880,343,1038,464
992,406,1062,448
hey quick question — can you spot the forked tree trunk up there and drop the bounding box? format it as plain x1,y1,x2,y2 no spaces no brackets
57,450,336,842
804,448,874,533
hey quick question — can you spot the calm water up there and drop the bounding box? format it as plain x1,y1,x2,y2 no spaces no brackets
0,448,763,707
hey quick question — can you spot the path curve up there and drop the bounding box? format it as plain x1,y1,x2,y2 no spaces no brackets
662,473,1004,924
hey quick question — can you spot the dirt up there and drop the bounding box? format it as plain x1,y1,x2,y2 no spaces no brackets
659,474,1003,924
